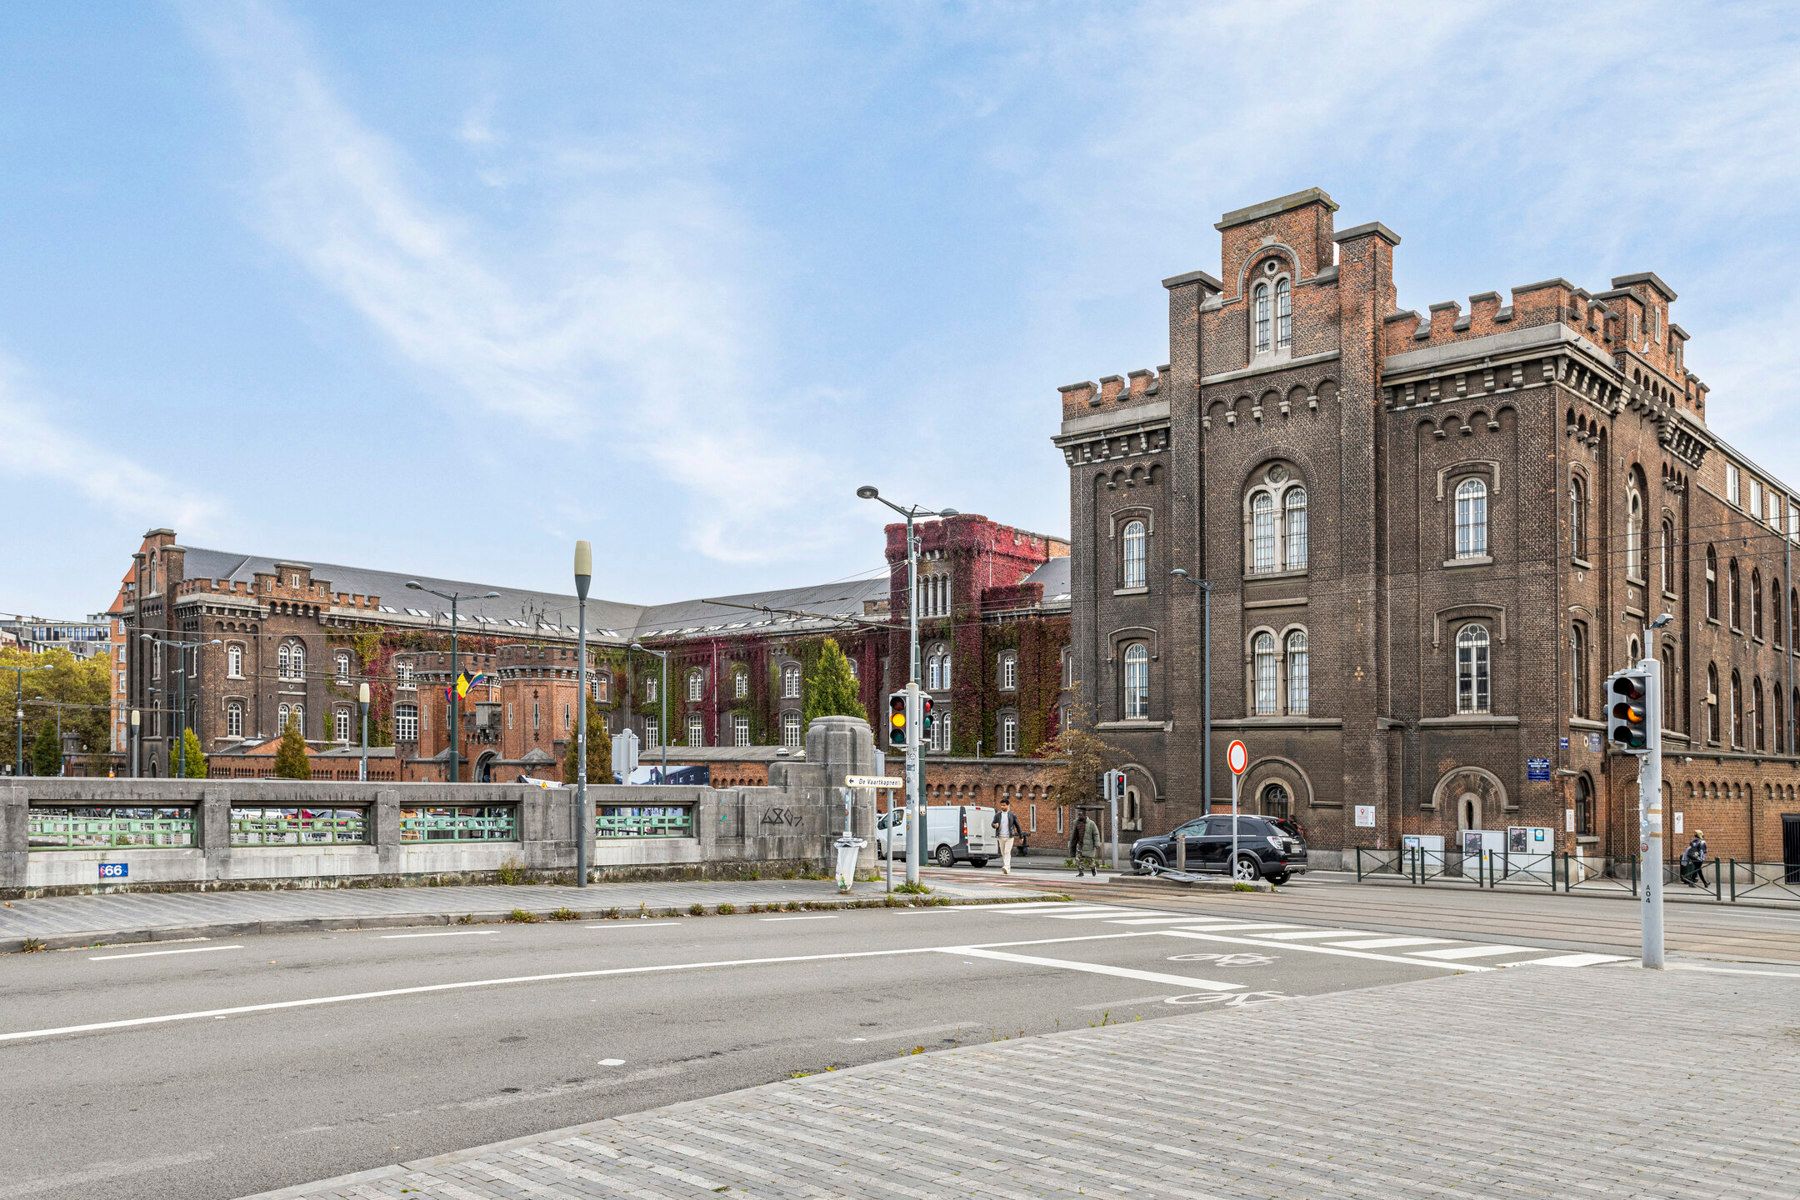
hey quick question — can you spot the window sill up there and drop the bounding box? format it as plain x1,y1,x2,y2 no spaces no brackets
1418,714,1520,727
1095,719,1173,733
1245,568,1310,582
1442,555,1493,568
1568,717,1604,731
1113,586,1150,597
1570,557,1592,570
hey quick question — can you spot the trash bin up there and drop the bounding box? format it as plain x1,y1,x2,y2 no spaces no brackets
834,836,866,893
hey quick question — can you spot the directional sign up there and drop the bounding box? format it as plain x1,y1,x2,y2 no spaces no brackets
845,775,905,789
1226,740,1249,776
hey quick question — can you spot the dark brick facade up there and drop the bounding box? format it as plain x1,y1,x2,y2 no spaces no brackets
1057,187,1800,871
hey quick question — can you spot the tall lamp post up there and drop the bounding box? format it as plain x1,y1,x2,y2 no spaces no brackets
139,634,220,776
357,681,371,782
628,642,669,782
407,582,499,783
1170,569,1214,815
856,485,958,884
7,663,49,778
130,707,141,778
574,540,593,888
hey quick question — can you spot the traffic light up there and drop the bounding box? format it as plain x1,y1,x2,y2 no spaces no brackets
888,691,909,748
1607,668,1651,754
919,695,934,744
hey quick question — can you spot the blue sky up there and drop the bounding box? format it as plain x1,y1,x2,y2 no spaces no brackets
5,1,1800,618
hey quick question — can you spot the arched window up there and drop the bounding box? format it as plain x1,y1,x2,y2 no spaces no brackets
1661,645,1677,729
278,640,305,681
1252,282,1272,354
1660,518,1675,594
1625,484,1644,579
1753,678,1765,751
644,675,658,704
1569,475,1588,560
334,708,351,743
1570,623,1588,718
227,644,244,679
1706,664,1720,744
1454,478,1489,559
1249,492,1276,574
1731,670,1744,747
1730,559,1743,629
1000,711,1019,753
395,703,419,743
687,668,705,702
998,651,1018,691
1259,781,1291,820
1283,488,1309,570
1285,629,1310,715
1775,578,1785,649
687,713,704,746
1776,687,1787,754
1120,519,1147,588
335,651,351,684
1122,643,1150,720
226,700,244,739
1274,277,1292,349
782,663,801,699
1574,775,1594,837
1251,632,1278,715
1455,624,1491,714
277,702,290,733
926,645,950,691
781,712,802,749
734,669,748,699
1705,546,1719,619
1753,569,1765,639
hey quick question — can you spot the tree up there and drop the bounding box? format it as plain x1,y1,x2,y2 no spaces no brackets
1036,692,1118,814
29,722,60,776
273,713,311,780
180,728,208,778
803,637,868,724
563,699,609,783
2,646,109,776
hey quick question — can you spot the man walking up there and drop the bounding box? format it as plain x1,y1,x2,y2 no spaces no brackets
992,798,1021,874
1072,809,1101,877
1680,830,1709,887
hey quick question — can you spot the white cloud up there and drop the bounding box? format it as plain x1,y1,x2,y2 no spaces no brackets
0,352,219,530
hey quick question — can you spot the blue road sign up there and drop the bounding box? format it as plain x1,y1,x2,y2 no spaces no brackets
98,862,128,880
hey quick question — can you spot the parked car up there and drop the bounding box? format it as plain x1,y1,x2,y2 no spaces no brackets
876,805,999,867
1130,814,1307,884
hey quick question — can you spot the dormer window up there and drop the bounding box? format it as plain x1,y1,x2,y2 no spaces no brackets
1250,258,1292,358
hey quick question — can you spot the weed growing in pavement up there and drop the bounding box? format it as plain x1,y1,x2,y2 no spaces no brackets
455,914,476,925
716,903,736,915
506,908,541,924
1232,882,1257,892
783,900,802,912
909,1046,925,1055
893,881,931,895
495,858,527,886
548,907,580,922
637,902,648,919
688,903,706,917
601,907,621,920
19,938,46,953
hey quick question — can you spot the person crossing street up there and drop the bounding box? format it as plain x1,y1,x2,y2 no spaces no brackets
992,798,1023,874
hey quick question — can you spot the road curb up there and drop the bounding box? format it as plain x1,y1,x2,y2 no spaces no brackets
2,891,1070,954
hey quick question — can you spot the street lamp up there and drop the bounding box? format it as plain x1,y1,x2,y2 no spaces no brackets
1170,568,1214,817
857,484,958,884
407,582,499,783
358,681,371,783
6,662,50,778
574,540,593,888
628,641,668,783
130,707,141,779
139,634,220,777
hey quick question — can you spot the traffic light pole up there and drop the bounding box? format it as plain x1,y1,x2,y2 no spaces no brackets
905,504,922,885
1639,632,1665,968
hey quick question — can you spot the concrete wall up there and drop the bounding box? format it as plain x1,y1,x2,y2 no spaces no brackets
2,716,881,898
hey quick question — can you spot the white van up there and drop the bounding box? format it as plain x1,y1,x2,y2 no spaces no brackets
877,805,999,867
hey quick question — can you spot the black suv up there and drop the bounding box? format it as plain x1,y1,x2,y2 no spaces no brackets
1131,815,1308,884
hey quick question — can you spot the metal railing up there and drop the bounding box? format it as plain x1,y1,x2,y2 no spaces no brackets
399,805,519,843
1728,861,1800,904
27,806,198,850
229,806,370,846
595,804,694,839
1355,846,1800,905
1564,854,1638,896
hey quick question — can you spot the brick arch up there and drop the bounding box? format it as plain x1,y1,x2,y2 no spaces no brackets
1243,755,1315,812
1430,765,1507,825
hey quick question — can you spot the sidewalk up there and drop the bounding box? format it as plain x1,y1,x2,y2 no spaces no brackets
0,876,1055,951
246,963,1799,1200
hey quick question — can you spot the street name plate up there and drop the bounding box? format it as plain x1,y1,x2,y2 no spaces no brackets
845,775,904,789
1526,757,1551,781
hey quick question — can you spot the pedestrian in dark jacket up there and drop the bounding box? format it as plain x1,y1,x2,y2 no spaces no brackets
992,799,1023,874
1680,832,1708,887
1073,812,1101,876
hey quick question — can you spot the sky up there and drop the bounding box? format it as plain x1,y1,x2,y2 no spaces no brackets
5,1,1800,619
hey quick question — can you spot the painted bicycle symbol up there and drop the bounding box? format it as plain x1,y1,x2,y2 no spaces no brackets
1167,952,1274,967
1164,990,1290,1007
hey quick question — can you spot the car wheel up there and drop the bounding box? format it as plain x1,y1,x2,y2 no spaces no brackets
935,844,956,868
1270,870,1291,886
1231,854,1261,882
969,857,989,868
1135,851,1165,874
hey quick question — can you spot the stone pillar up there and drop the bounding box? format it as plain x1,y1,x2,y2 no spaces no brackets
373,788,402,876
198,782,233,883
1,784,25,893
806,716,879,867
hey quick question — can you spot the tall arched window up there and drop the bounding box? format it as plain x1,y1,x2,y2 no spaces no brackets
1249,492,1276,573
1730,559,1743,629
1731,670,1744,747
1274,277,1292,349
1120,519,1147,588
782,663,801,698
687,668,705,702
926,645,950,691
278,640,305,681
734,669,748,699
226,700,244,739
1706,664,1720,744
1569,475,1588,560
1753,570,1765,639
1660,518,1675,594
1775,578,1785,649
1122,643,1150,720
1285,629,1310,715
227,644,244,679
1706,546,1719,619
687,712,704,746
1252,282,1272,354
1776,686,1786,754
998,651,1018,691
1574,775,1594,836
335,652,351,684
1283,488,1309,569
1000,711,1019,753
1570,623,1588,718
1661,645,1677,730
1625,485,1643,578
1454,478,1489,559
1455,624,1491,714
1753,678,1765,751
1251,632,1278,715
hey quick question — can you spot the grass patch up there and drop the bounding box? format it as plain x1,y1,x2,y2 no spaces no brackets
1232,881,1258,892
715,903,736,915
687,903,706,917
454,914,476,925
783,900,802,912
19,938,46,953
548,907,580,922
495,858,528,886
505,908,541,924
893,881,932,895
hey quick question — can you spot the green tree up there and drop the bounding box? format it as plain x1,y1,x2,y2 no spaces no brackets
29,721,60,775
2,647,110,776
563,699,610,783
180,728,208,778
803,637,867,724
273,713,312,780
1037,693,1118,815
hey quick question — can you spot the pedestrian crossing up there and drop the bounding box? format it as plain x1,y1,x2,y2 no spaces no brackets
993,902,1629,970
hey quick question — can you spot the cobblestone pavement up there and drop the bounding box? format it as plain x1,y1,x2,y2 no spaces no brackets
245,964,1799,1200
0,877,1048,948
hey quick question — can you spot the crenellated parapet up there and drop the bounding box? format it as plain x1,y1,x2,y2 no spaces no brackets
1058,365,1169,421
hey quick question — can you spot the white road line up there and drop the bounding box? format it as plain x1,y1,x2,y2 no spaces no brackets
1041,909,1177,920
1512,953,1630,968
1410,945,1537,960
992,901,1095,911
942,947,1242,992
1256,929,1378,941
1157,930,1496,972
1165,922,1297,932
1000,905,1120,917
1667,963,1800,979
87,945,243,962
1106,916,1241,926
759,915,838,922
1075,994,1177,1012
0,931,1161,1044
379,931,496,940
583,921,681,929
596,1058,626,1066
840,1021,981,1045
1330,936,1451,949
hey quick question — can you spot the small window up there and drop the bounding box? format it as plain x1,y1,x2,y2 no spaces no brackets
734,670,748,699
1454,478,1489,559
226,701,244,739
733,715,750,747
1285,629,1309,715
1455,624,1491,714
396,660,415,688
688,668,705,702
335,652,351,684
782,712,802,749
1726,463,1741,506
999,651,1018,692
1252,632,1277,715
1000,712,1018,753
395,703,419,742
1122,643,1150,720
227,644,244,679
334,708,351,743
782,664,801,699
645,717,660,748
1120,519,1147,588
686,713,704,746
1259,781,1291,820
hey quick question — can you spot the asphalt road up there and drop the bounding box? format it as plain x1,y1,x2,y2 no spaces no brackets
0,897,1639,1200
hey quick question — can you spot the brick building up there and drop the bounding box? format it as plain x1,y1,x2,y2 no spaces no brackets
115,517,1069,795
1056,186,1800,872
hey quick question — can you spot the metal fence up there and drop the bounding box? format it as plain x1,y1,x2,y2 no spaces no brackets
229,806,370,846
27,805,198,850
595,804,694,839
399,805,519,843
1727,861,1800,903
1355,846,1800,905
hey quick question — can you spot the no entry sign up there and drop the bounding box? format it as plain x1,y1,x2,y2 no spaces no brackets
1226,739,1249,776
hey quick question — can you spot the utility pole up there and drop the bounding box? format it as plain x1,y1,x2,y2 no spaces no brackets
1607,612,1670,969
408,582,498,784
574,540,592,887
